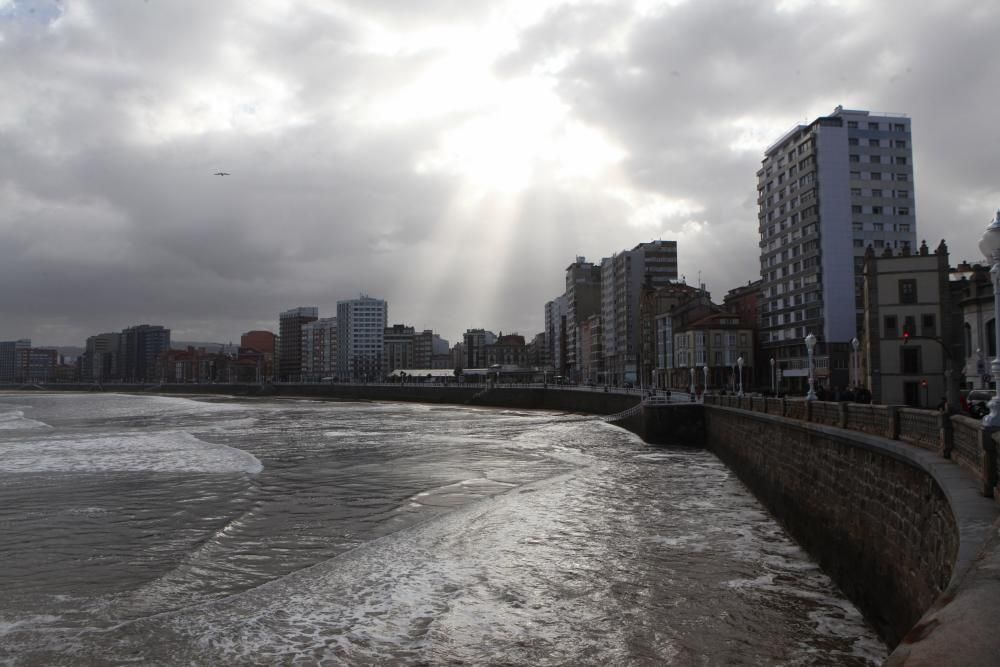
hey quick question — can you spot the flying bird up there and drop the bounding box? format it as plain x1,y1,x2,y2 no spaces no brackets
214,172,231,176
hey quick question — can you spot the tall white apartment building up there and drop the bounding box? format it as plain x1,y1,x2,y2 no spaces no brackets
757,106,916,392
599,240,679,385
301,317,337,380
336,295,387,381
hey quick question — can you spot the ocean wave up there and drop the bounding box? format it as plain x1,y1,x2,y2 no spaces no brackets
0,430,262,474
0,405,50,430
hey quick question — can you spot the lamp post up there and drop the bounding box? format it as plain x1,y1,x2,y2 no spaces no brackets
805,333,817,400
703,365,709,399
977,348,985,389
689,367,695,396
737,355,744,397
851,337,860,388
770,357,776,394
978,209,1000,426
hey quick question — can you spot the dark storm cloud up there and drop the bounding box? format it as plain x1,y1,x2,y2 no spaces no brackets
1,0,997,345
0,0,464,341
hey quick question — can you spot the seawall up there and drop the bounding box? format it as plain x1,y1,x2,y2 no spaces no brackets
701,401,1000,665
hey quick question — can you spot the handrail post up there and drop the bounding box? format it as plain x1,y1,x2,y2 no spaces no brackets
887,405,900,440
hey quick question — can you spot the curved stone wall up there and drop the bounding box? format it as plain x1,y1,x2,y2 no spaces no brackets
705,405,999,659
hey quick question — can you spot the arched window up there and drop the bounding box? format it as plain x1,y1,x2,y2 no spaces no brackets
989,319,997,358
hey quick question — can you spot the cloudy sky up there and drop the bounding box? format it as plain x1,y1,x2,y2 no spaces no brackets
1,0,996,346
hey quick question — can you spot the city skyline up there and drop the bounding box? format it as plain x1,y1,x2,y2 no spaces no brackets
1,0,994,346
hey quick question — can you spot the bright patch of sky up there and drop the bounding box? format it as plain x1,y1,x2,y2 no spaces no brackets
0,0,993,345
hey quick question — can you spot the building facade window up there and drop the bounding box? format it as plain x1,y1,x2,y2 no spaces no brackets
885,315,898,338
899,279,917,304
921,314,936,338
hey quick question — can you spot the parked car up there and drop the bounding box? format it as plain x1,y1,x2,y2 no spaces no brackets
966,389,992,418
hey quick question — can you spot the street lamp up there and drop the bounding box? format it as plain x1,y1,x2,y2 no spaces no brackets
978,209,1000,426
851,337,860,388
703,365,709,398
689,367,695,396
737,355,744,397
770,357,776,393
805,333,818,400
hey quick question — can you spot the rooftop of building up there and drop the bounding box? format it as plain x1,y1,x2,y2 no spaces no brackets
764,105,909,156
725,279,763,299
864,239,947,264
280,307,319,318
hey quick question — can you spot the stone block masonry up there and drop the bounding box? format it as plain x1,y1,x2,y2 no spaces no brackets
706,408,956,648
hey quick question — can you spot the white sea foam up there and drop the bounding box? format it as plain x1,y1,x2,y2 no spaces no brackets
0,431,262,474
399,478,519,509
0,615,62,638
323,430,381,438
0,405,50,430
647,533,712,552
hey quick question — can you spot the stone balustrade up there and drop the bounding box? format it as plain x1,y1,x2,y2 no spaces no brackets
702,393,999,498
810,400,842,427
785,399,806,421
898,408,943,454
845,403,893,438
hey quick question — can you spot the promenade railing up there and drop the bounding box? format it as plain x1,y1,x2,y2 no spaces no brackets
703,393,998,498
